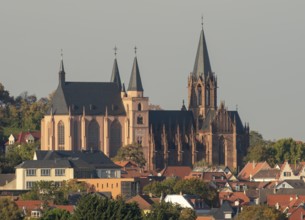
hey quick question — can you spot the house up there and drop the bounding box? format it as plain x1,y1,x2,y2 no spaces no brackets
237,161,271,181
0,174,16,190
15,199,74,219
278,161,299,181
219,192,250,209
16,150,139,198
252,168,280,182
160,166,192,179
267,194,305,215
6,131,41,147
288,205,305,220
164,194,210,215
276,180,305,190
127,194,159,214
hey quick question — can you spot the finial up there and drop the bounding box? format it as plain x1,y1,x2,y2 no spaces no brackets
134,46,137,56
114,46,118,58
183,99,185,105
201,15,204,30
236,104,238,111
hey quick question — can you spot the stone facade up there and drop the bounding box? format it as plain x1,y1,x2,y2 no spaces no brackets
40,25,249,170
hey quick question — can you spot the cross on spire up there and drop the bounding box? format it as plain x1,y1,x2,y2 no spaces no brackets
134,46,137,56
201,15,204,29
114,46,118,57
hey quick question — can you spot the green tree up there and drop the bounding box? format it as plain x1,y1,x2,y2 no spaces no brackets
236,205,286,220
0,198,23,220
41,208,71,220
144,201,196,220
143,177,178,197
72,193,142,220
113,143,146,168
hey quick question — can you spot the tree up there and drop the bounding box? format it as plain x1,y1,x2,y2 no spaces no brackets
72,193,142,220
113,143,146,168
236,205,285,220
0,198,23,220
143,177,178,197
41,208,71,220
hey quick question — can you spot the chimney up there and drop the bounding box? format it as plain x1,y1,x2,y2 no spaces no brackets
180,191,183,195
149,192,152,198
290,196,293,201
252,160,256,169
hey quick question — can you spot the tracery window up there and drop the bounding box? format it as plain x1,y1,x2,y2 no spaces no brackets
58,121,65,150
137,115,143,124
88,120,100,150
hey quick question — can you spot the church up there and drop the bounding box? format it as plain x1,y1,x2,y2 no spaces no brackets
40,24,249,171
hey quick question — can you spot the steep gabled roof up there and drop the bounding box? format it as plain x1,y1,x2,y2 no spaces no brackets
238,161,271,181
160,166,192,179
128,57,143,91
47,82,125,116
192,28,212,78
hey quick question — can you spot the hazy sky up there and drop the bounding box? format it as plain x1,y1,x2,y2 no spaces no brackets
1,1,305,141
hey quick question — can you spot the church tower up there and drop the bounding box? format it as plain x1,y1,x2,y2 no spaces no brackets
188,24,217,130
122,48,150,169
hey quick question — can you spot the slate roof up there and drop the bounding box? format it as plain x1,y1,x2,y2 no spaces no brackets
252,169,280,179
128,57,143,91
110,58,122,91
282,180,305,189
227,111,245,133
0,174,16,186
193,28,212,78
149,110,194,129
47,82,125,116
15,159,72,169
34,150,120,169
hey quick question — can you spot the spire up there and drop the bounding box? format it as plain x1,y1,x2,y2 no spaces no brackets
192,21,212,78
110,54,122,91
59,49,65,86
181,100,187,111
128,50,144,91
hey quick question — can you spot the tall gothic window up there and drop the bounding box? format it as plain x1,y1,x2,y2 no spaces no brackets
206,86,210,106
110,120,122,158
74,121,79,150
197,85,202,105
58,121,65,150
88,120,100,151
219,136,225,165
138,103,142,111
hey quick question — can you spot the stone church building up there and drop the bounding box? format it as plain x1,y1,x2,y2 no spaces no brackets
41,26,249,170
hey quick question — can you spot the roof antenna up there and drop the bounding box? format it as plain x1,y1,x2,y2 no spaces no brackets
114,45,118,58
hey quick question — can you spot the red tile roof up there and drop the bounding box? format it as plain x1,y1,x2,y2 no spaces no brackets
161,166,192,179
289,206,305,220
219,192,250,206
238,161,271,181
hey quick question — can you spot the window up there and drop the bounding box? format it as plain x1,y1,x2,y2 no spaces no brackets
138,103,142,111
41,169,50,176
87,120,100,150
55,169,65,176
26,169,36,176
137,115,143,124
197,85,202,105
58,121,65,150
26,181,35,189
235,185,240,191
284,172,291,177
31,210,41,218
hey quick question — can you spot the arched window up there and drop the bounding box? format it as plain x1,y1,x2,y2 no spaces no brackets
73,121,78,150
137,115,143,124
197,85,202,105
138,103,142,111
110,120,122,157
58,121,65,150
87,120,100,151
206,86,210,106
219,136,225,165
